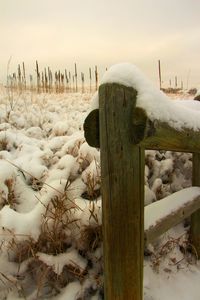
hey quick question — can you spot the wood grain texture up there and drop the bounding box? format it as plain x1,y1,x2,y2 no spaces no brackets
141,120,200,153
99,83,144,300
84,109,99,148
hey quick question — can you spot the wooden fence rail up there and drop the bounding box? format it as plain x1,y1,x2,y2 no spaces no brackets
84,82,200,300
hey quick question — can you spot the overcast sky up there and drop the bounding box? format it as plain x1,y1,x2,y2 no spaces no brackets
1,0,200,88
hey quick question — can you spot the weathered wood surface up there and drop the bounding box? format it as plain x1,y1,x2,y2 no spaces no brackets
191,153,200,257
84,108,200,153
99,83,144,300
145,192,200,246
141,120,200,153
84,109,99,148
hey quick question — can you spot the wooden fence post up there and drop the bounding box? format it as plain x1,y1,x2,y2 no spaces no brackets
81,72,85,93
191,153,200,256
89,67,92,93
95,66,98,91
18,64,22,92
22,62,26,90
75,63,78,92
65,69,69,92
36,60,40,93
99,83,144,300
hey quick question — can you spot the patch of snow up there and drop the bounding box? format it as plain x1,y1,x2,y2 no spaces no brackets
37,248,87,275
53,281,81,300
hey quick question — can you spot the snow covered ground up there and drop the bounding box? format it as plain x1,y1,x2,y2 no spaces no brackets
0,69,200,299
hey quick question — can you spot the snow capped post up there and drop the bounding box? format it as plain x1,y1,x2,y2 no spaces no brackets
99,83,144,299
84,64,147,299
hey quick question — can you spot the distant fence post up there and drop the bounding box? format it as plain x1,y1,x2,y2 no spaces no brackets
95,66,98,91
191,153,200,256
99,83,144,300
89,67,92,92
22,62,26,91
75,63,78,92
36,61,40,93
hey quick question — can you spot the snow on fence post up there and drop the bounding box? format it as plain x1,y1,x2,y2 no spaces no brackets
99,83,144,300
191,153,200,257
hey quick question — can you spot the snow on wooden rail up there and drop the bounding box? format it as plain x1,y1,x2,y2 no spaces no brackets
83,63,200,300
145,187,200,245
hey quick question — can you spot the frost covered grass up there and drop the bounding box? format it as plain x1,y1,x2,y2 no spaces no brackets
0,72,200,299
0,89,103,299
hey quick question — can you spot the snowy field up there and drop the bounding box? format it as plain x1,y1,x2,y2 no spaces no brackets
0,66,200,300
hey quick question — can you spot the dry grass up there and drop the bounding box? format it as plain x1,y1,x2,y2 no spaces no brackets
0,178,18,210
38,193,78,255
81,160,101,201
149,233,198,273
0,136,8,151
78,224,102,253
5,178,17,208
2,181,103,299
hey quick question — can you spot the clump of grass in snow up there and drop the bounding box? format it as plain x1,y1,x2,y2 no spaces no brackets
1,174,103,299
149,233,198,273
38,191,79,255
0,135,8,151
